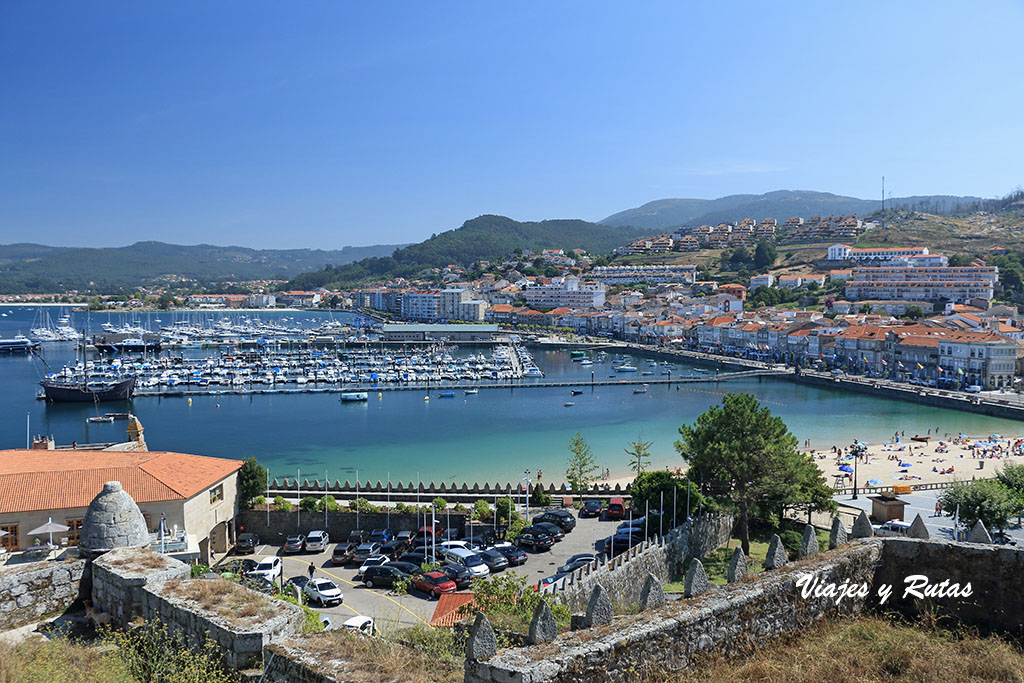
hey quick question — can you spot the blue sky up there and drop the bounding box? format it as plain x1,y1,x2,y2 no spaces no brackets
2,2,1022,249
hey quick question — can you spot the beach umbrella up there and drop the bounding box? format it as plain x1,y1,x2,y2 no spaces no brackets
867,479,882,485
839,465,854,473
0,529,7,538
28,518,69,546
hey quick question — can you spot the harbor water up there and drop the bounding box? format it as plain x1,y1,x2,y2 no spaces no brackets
1,306,1022,484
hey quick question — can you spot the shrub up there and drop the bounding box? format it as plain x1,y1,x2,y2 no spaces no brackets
277,593,325,634
317,495,340,512
529,485,551,508
779,529,803,558
300,496,321,514
273,494,292,512
472,499,492,521
350,497,378,513
103,620,236,682
190,563,211,578
252,495,266,506
432,496,448,510
453,502,468,513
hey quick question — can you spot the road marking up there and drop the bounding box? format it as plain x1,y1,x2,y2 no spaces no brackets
281,557,428,626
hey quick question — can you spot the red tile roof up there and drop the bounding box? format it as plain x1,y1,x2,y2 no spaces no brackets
430,593,476,627
0,450,243,514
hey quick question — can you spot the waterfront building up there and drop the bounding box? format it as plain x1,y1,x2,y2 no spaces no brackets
379,323,499,342
522,276,606,308
827,244,931,262
276,291,322,307
0,447,241,563
400,290,441,321
846,266,998,303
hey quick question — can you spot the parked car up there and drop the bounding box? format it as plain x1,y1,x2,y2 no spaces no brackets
412,571,457,599
440,563,473,590
536,573,569,590
558,554,596,574
493,543,528,566
352,542,382,563
872,520,912,537
441,547,489,577
362,564,411,588
478,549,509,572
342,615,377,636
305,530,330,552
399,552,431,569
384,560,422,576
394,530,415,545
533,522,565,542
248,556,282,582
219,558,257,577
532,510,577,532
357,556,389,578
283,534,306,553
580,500,603,518
438,528,461,542
369,528,394,544
515,527,554,551
348,530,370,544
332,542,358,565
414,523,445,543
241,575,279,595
304,578,344,606
235,532,260,554
607,497,626,520
379,540,408,560
604,533,644,558
965,385,984,393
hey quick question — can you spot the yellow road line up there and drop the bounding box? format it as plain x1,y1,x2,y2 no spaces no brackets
281,557,428,626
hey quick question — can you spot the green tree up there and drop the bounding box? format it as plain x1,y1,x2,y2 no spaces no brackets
858,303,873,314
904,306,925,320
495,497,514,523
300,496,320,514
939,479,1022,532
565,432,599,493
432,497,448,510
753,240,777,270
675,393,834,555
237,457,267,509
630,470,704,527
624,436,654,475
157,293,175,310
530,483,551,507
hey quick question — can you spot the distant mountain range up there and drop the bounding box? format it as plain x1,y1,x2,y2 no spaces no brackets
287,215,648,290
0,241,406,294
600,190,988,232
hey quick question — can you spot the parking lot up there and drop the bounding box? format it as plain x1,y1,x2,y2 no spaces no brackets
217,508,642,629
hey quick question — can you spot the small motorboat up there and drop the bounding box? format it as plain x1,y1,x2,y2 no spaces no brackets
563,402,575,407
633,386,648,394
340,392,368,402
104,412,131,420
86,416,114,424
571,390,583,396
438,391,455,398
463,389,479,395
911,435,930,442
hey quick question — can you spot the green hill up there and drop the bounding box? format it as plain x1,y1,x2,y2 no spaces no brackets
0,241,406,294
601,190,989,231
286,214,646,290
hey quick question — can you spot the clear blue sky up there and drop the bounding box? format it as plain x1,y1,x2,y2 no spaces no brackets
2,2,1022,249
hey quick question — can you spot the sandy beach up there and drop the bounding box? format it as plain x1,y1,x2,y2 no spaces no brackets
599,431,1024,492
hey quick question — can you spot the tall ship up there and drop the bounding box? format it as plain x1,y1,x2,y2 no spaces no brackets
39,368,137,402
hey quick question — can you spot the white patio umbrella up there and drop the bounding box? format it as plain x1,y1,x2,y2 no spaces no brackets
28,518,69,546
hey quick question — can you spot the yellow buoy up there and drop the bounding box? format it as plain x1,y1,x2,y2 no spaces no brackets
187,397,192,406
378,392,382,400
424,396,429,402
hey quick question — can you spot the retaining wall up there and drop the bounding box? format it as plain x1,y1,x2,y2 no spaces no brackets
466,541,883,682
547,514,733,612
0,559,86,630
236,510,469,544
91,547,190,627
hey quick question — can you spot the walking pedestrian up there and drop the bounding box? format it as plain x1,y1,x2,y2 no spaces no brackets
307,562,315,580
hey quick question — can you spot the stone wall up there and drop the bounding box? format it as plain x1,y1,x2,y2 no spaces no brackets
546,514,733,612
91,547,191,627
236,509,469,544
0,559,86,630
875,538,1024,632
140,577,305,670
467,541,883,682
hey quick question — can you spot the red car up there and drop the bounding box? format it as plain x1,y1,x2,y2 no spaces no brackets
412,571,457,599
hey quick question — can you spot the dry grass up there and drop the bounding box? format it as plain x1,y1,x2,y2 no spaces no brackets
0,638,129,683
106,549,169,571
667,615,1024,683
161,578,277,627
274,627,461,683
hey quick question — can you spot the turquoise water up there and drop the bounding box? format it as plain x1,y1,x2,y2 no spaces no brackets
1,306,1021,484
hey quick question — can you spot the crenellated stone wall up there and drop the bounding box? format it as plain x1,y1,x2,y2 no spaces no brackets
91,547,190,627
236,509,470,545
0,559,87,630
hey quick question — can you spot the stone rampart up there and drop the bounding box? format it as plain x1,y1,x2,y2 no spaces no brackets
140,577,305,670
0,559,86,630
546,514,733,612
91,547,190,627
467,541,883,682
876,537,1024,633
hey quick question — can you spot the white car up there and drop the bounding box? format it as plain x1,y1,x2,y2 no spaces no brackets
342,615,376,636
356,555,388,577
872,520,912,537
248,556,282,582
303,578,344,606
305,530,330,552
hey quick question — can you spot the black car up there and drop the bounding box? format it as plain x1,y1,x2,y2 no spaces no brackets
379,540,409,560
479,549,509,572
533,522,565,542
532,510,577,532
604,533,644,558
440,562,473,589
283,534,306,553
580,500,603,518
494,544,527,566
348,529,370,544
558,555,596,574
362,564,411,588
240,575,278,595
235,532,260,554
400,552,431,569
332,542,358,565
514,527,554,551
384,560,422,576
352,542,382,563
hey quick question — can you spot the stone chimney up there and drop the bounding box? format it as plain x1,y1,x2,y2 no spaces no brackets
31,435,54,450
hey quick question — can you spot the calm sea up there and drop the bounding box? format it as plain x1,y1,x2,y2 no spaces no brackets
1,306,1020,485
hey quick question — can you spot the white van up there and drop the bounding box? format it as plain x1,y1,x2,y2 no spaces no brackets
442,547,490,577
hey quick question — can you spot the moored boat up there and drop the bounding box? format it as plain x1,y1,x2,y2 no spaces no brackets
340,392,368,402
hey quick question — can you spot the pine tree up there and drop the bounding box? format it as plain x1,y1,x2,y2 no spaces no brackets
566,432,599,493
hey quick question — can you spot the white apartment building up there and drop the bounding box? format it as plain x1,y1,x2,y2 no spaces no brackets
845,280,995,303
589,265,697,285
400,291,440,321
749,274,775,288
827,244,930,261
522,276,606,308
937,331,1018,388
